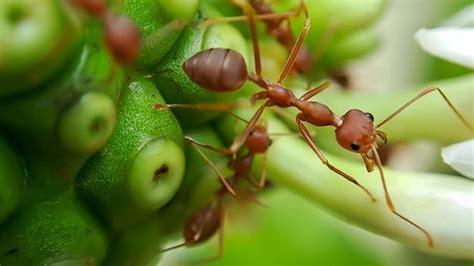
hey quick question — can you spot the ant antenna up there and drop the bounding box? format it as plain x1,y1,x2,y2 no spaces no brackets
160,242,187,253
377,87,473,133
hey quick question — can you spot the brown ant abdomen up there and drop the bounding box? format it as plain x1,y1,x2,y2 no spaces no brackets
183,48,248,92
104,16,141,65
183,205,221,245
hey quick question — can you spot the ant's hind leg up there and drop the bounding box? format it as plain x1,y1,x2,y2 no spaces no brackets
295,114,377,202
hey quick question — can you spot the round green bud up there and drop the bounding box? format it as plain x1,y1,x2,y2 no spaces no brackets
128,138,185,210
0,0,81,96
57,92,116,155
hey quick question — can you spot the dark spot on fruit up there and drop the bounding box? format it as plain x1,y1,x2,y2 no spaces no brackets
153,164,169,183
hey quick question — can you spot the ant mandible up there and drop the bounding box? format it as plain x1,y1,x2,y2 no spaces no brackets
71,0,141,64
175,0,474,247
161,120,272,262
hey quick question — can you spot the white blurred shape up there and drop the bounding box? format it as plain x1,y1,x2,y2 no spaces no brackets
442,139,474,179
415,27,474,69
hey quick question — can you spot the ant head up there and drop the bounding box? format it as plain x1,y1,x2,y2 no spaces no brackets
335,109,377,154
245,124,272,154
183,205,221,246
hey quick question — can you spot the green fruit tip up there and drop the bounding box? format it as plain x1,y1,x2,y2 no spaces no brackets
127,138,185,210
57,91,116,155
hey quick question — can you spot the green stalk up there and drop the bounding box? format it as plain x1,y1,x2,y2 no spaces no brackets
260,116,473,260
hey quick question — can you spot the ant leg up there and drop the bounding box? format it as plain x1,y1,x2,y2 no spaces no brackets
205,11,299,25
277,1,310,84
231,0,263,77
192,199,226,264
299,80,331,101
296,114,377,202
186,139,237,197
184,136,233,155
377,87,473,132
244,153,267,190
155,101,249,112
229,102,269,156
257,153,267,189
250,91,269,104
370,145,434,247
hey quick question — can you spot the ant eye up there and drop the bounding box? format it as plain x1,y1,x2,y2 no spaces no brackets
365,112,374,121
350,143,361,151
269,139,273,146
249,131,255,136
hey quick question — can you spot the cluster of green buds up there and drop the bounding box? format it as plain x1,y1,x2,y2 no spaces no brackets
0,0,472,265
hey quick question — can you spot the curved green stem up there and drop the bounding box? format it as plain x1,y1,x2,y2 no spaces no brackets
261,116,473,260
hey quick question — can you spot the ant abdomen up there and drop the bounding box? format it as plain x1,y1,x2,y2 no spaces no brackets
183,205,221,245
183,48,248,92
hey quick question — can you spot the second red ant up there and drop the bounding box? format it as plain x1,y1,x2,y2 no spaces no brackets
160,0,474,248
71,0,141,64
160,117,273,261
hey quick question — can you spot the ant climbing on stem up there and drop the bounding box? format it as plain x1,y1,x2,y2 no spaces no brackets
71,0,141,64
161,0,474,247
161,117,273,262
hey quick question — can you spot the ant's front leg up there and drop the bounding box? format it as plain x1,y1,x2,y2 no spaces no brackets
295,113,377,202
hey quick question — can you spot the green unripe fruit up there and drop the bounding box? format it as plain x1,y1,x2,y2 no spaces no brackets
0,30,123,153
76,78,184,230
266,0,387,71
323,28,379,69
0,134,26,224
120,0,200,68
0,0,81,96
0,191,109,266
105,214,163,266
0,30,124,202
153,20,250,127
128,139,185,210
58,92,117,155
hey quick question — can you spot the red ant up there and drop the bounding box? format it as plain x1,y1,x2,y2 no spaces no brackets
160,120,272,261
166,0,474,247
249,0,313,75
249,0,351,87
71,0,141,64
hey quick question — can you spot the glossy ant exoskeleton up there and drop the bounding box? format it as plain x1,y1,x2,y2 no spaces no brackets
160,119,272,262
71,0,141,64
170,0,474,247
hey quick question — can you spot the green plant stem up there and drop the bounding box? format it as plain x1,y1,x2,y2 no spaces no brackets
260,116,473,260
